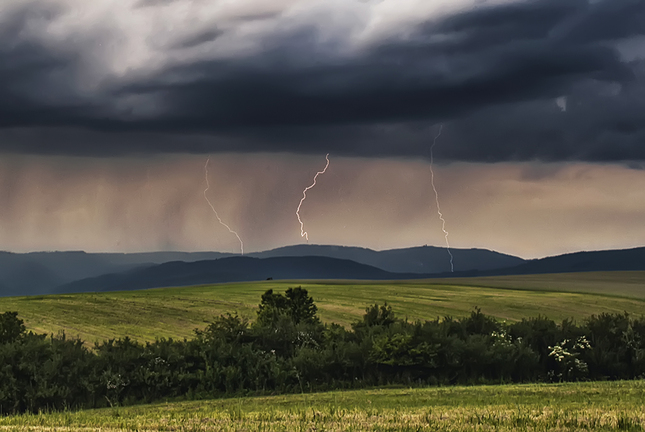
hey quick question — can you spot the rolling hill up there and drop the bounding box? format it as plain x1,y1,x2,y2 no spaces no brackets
53,256,421,294
493,246,645,275
2,274,644,344
0,245,521,296
249,244,524,273
49,246,645,296
0,250,234,295
2,245,645,297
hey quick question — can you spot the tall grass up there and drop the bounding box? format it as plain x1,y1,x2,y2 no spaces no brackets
2,381,643,431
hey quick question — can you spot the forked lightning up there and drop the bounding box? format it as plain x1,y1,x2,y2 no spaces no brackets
429,125,454,272
296,154,330,242
203,157,244,255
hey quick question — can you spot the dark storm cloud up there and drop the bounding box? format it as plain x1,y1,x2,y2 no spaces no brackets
0,2,89,129
169,29,225,50
1,0,645,161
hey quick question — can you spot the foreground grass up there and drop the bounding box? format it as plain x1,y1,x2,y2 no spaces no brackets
1,272,645,344
1,381,644,431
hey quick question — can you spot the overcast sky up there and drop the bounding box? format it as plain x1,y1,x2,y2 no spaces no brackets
1,0,644,258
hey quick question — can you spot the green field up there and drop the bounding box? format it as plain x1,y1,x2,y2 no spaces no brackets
436,271,645,299
1,271,644,345
1,380,643,431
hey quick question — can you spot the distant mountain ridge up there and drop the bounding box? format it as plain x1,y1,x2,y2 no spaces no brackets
0,250,234,296
53,256,424,294
2,245,645,297
249,245,524,274
0,245,521,296
488,246,645,276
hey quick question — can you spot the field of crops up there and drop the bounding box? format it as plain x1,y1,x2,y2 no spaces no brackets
1,271,644,345
1,380,643,431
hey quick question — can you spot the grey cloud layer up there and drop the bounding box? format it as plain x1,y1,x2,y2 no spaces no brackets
1,0,644,161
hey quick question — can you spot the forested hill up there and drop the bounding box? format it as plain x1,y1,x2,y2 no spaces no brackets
491,246,645,275
0,245,521,296
3,246,645,297
249,245,524,274
53,256,426,294
52,246,645,294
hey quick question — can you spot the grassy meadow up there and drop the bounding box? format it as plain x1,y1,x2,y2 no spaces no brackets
437,271,645,299
1,271,644,345
1,380,643,431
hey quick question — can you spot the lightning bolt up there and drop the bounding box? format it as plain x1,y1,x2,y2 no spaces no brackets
296,153,330,242
203,157,244,255
430,125,454,272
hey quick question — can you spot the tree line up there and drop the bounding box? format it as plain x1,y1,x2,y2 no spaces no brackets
1,287,644,414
